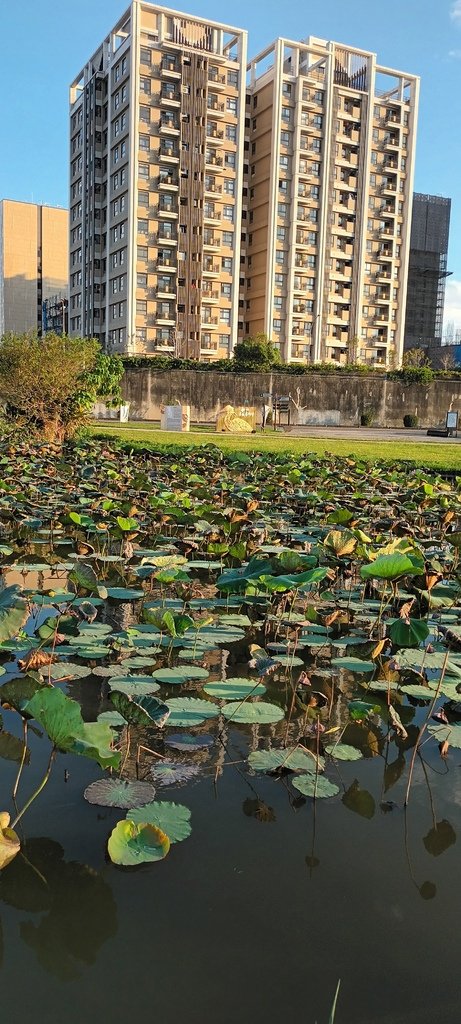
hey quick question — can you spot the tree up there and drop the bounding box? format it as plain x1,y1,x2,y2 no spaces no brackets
402,347,431,368
0,333,123,440
232,334,282,372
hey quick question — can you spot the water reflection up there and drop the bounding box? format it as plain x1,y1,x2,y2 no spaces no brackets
0,838,117,981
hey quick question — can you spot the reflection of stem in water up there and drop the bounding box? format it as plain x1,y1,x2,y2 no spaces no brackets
403,806,436,900
12,719,28,801
419,752,437,831
11,746,57,830
405,647,449,807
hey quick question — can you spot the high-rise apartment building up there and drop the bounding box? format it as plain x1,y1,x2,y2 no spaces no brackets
0,200,68,337
244,38,419,366
404,193,451,352
69,2,247,359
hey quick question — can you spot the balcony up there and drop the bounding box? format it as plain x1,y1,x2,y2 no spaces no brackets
156,230,178,245
384,134,400,149
160,89,181,107
295,256,315,269
206,124,224,138
203,235,220,250
204,180,222,194
161,59,181,79
375,291,390,303
159,118,180,135
379,248,393,260
296,232,316,247
207,98,225,115
159,145,179,163
204,207,221,223
158,202,178,218
201,315,219,328
292,324,312,337
202,288,219,302
159,174,179,191
375,269,391,281
157,284,175,298
208,70,226,88
203,261,220,275
156,255,176,271
293,303,311,315
205,154,223,168
380,181,397,194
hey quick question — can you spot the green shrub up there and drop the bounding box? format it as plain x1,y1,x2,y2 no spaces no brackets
360,411,374,426
403,414,419,428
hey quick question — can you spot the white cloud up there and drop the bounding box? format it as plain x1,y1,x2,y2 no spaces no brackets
443,278,461,330
451,0,461,22
448,48,461,57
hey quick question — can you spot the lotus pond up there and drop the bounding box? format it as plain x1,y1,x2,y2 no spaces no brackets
2,437,461,1023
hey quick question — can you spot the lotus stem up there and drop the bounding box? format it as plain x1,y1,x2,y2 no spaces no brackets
11,746,57,830
12,719,28,801
404,647,449,807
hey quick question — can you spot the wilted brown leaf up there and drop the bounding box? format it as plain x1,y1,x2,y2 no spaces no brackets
18,651,58,672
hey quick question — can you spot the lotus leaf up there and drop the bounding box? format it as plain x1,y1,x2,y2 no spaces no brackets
107,820,170,865
129,801,192,842
222,701,284,724
84,778,156,809
0,585,28,643
110,691,170,728
165,697,219,727
292,775,340,798
0,812,21,870
324,744,363,761
165,733,215,752
248,747,322,772
149,761,201,786
25,688,120,769
204,680,266,699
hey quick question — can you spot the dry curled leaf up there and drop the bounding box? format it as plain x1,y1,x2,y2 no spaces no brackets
324,609,341,628
18,650,58,671
371,639,386,660
439,740,450,759
399,599,415,622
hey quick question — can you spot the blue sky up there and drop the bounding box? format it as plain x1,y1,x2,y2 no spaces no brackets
1,0,460,325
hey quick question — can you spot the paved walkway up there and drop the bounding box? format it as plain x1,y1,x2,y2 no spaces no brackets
281,426,461,444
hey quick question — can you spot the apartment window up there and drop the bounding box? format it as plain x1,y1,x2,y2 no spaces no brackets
226,125,237,142
137,245,148,261
401,157,407,171
279,155,289,169
274,296,282,310
273,318,282,333
314,90,323,103
222,205,233,223
308,231,316,245
220,308,231,324
140,47,151,65
274,273,284,287
136,299,147,314
138,218,149,235
280,131,290,147
139,135,150,151
281,107,291,123
139,76,151,95
140,105,150,123
222,257,233,272
275,250,285,265
227,70,238,86
313,115,323,128
371,151,378,165
373,128,379,142
226,97,237,115
277,226,286,241
370,173,376,186
221,283,231,298
282,83,292,97
139,162,149,179
224,179,235,196
278,203,287,218
225,152,236,168
222,231,233,246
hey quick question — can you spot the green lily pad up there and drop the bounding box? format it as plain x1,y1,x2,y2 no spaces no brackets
47,662,92,680
108,679,161,696
331,657,375,673
110,691,170,728
204,679,266,699
292,775,340,798
106,588,145,600
324,744,363,761
222,701,284,725
107,820,170,865
165,697,219,727
129,801,191,843
248,747,322,772
25,688,120,769
428,723,461,748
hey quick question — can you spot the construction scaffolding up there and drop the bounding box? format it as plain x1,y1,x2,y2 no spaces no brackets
404,193,451,351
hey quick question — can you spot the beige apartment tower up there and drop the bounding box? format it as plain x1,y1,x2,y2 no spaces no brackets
245,38,419,366
69,1,247,358
0,200,68,337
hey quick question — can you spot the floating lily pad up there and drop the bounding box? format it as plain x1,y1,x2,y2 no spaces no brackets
106,588,145,601
204,679,266,699
324,744,363,761
84,778,156,809
108,679,161,696
108,820,170,865
129,801,192,843
292,775,340,798
165,697,219,727
165,733,215,752
248,747,322,772
46,662,92,680
222,701,284,725
149,761,201,787
331,657,375,673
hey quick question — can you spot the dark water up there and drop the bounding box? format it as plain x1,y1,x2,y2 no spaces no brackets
2,686,461,1024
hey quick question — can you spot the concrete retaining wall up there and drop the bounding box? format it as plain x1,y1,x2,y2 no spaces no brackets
95,368,461,429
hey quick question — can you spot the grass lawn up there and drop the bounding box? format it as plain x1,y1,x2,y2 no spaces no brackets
90,420,461,471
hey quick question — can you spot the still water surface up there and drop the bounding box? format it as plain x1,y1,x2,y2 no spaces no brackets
2,680,461,1024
